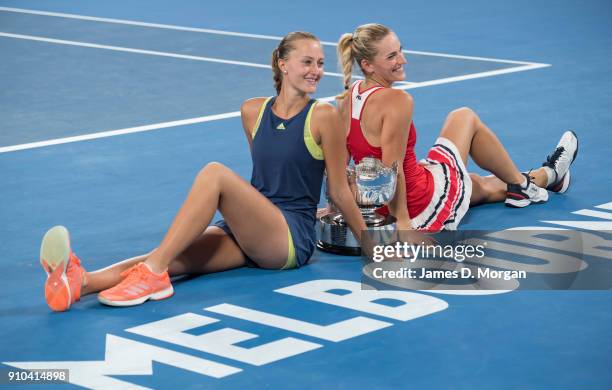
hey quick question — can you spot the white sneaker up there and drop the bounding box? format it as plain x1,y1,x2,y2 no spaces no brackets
543,130,578,193
505,173,549,208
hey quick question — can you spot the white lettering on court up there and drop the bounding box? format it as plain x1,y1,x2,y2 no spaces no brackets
126,312,321,365
205,303,393,342
275,279,448,321
4,334,240,389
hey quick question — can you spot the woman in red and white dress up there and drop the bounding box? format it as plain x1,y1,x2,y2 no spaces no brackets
336,23,577,232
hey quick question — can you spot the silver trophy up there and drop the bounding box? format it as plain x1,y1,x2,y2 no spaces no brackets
317,157,398,255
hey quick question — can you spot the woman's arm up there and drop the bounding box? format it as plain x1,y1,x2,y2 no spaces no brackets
378,90,414,230
240,97,268,151
313,103,367,241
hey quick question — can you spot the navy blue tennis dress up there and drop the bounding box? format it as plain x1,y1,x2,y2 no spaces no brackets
215,97,325,268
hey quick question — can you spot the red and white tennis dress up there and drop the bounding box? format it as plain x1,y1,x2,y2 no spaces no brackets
346,81,472,232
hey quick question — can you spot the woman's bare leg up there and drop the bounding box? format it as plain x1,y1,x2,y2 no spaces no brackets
439,107,549,188
143,162,291,273
469,174,506,206
81,255,145,296
81,161,293,296
81,226,246,296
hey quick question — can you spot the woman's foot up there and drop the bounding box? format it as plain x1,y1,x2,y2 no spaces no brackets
97,262,173,307
542,130,578,193
505,173,549,208
40,226,85,311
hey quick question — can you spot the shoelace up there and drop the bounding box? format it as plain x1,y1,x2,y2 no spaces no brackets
543,146,565,168
118,264,149,288
523,170,536,189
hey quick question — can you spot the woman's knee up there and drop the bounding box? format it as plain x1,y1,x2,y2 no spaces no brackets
196,162,228,183
448,106,478,125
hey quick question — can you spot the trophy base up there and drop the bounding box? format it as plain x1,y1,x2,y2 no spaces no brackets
315,240,362,256
316,212,396,256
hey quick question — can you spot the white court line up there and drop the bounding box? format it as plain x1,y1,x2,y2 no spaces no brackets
0,6,549,66
0,62,549,154
0,112,241,153
0,6,550,154
0,32,358,80
399,63,550,89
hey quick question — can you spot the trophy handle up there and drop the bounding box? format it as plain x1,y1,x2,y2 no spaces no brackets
322,165,356,213
346,164,358,204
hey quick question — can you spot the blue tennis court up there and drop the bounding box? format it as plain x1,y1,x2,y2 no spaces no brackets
1,0,611,388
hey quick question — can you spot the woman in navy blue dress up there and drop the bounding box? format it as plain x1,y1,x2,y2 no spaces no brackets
39,32,367,311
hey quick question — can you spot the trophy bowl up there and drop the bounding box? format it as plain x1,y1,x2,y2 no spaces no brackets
316,157,398,255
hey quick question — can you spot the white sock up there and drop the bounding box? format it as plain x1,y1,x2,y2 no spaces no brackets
543,166,556,186
520,175,528,188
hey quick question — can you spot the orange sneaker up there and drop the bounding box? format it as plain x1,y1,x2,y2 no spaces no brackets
40,226,85,312
98,262,173,307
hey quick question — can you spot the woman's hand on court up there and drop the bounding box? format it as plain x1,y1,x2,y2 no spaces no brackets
395,219,436,246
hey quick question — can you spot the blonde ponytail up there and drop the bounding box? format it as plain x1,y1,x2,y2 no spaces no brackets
271,48,282,94
337,33,355,94
336,24,391,97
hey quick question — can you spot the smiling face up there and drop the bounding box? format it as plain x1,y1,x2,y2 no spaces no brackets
278,39,324,95
361,32,407,86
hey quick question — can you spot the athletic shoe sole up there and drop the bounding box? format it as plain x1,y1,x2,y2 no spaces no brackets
97,286,174,307
505,188,549,208
40,226,72,311
549,170,571,193
505,198,547,208
569,130,579,162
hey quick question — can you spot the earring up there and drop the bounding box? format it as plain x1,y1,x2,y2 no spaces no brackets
283,71,288,74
